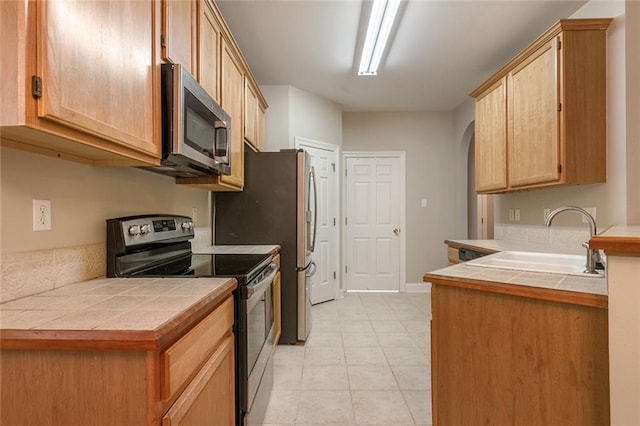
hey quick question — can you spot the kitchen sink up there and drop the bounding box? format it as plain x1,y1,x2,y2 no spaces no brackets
466,251,604,277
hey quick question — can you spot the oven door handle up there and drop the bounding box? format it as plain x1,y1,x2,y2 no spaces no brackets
246,262,278,299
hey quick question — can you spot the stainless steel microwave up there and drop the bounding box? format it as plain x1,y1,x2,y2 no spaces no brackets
148,63,231,177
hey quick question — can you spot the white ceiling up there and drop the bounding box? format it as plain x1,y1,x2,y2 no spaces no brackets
217,0,586,112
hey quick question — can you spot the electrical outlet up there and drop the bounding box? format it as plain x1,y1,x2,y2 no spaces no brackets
33,199,51,231
509,209,515,221
514,209,521,222
421,199,427,208
543,208,550,222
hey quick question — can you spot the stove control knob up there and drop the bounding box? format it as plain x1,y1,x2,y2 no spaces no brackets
181,221,194,230
140,224,151,234
128,224,141,236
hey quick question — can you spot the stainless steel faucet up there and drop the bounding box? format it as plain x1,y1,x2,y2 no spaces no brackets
544,206,600,274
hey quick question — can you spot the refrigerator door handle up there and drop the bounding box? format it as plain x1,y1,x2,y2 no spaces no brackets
309,165,318,253
305,260,317,277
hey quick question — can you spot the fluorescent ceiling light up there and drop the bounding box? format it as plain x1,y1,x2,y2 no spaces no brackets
358,0,401,76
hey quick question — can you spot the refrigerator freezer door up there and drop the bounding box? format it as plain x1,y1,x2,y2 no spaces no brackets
297,267,312,341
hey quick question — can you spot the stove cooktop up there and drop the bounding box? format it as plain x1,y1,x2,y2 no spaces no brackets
189,254,272,283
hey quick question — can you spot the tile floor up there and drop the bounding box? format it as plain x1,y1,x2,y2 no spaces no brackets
263,292,432,426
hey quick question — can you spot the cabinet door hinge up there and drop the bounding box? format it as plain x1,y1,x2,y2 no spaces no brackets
557,103,562,112
557,40,562,50
161,35,167,48
333,271,337,280
345,217,348,225
558,164,562,173
332,163,335,172
333,217,336,226
32,75,42,99
345,266,348,274
345,168,347,176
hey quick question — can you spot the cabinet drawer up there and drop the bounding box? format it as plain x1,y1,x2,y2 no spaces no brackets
162,297,234,400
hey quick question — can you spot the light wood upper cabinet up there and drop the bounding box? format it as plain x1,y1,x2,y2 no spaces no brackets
198,0,221,103
0,0,161,166
474,78,507,192
471,19,611,194
220,39,245,189
508,38,559,188
162,0,196,76
244,79,259,148
257,103,267,151
244,78,268,152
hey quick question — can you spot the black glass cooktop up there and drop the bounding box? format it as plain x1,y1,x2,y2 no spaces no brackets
189,254,272,283
128,253,272,284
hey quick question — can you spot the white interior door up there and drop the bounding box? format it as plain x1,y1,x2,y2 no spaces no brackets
296,138,339,304
345,155,402,291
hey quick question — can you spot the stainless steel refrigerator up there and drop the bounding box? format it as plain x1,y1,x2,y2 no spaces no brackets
215,149,317,344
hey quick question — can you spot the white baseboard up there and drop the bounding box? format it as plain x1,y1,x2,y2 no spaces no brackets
405,282,432,293
338,283,431,295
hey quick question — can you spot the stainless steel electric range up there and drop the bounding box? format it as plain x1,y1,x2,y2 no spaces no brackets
106,214,276,426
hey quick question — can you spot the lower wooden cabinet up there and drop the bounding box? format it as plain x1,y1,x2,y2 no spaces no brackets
430,281,609,425
0,294,235,426
162,334,235,426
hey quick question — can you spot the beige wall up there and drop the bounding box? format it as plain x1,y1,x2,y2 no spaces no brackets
0,146,210,254
342,111,455,283
452,98,475,239
627,0,640,224
261,85,343,151
494,1,628,230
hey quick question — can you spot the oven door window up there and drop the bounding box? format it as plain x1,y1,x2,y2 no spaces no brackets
184,89,217,159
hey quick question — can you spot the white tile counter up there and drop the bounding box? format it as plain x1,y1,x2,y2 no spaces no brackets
0,277,236,350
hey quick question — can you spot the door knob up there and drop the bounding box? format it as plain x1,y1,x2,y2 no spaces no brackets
393,228,400,236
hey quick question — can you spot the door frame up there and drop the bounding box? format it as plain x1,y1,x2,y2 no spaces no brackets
342,151,406,293
294,136,341,301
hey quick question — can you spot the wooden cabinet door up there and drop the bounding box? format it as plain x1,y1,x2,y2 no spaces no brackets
162,0,196,76
474,77,507,192
244,80,259,148
508,38,561,188
162,334,235,426
220,39,245,189
37,0,158,157
257,104,266,152
199,0,221,103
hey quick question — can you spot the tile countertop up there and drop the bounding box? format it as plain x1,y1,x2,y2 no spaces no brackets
590,225,640,254
431,238,609,308
425,263,607,308
445,238,582,255
193,244,281,255
0,277,236,350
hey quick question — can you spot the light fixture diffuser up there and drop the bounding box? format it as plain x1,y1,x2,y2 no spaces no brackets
358,0,401,76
